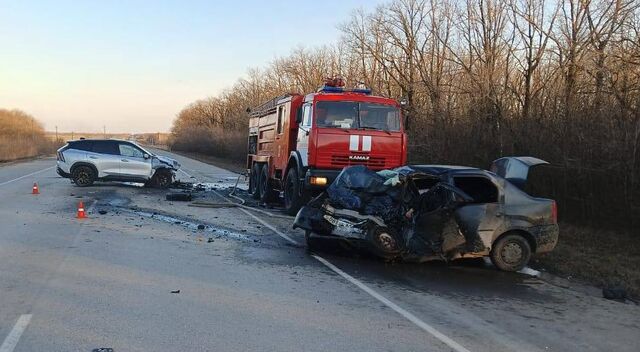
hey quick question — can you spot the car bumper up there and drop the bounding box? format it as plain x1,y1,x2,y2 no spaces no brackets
531,224,560,253
57,167,71,178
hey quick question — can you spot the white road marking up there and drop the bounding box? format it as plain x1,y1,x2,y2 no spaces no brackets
210,188,300,244
0,314,32,352
0,167,54,187
313,256,472,352
190,169,473,352
248,210,473,352
238,208,300,245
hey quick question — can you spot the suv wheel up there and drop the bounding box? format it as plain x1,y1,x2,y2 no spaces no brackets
490,233,532,272
151,169,173,189
72,166,95,187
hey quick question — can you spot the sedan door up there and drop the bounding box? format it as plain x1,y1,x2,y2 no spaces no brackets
118,142,152,180
451,175,504,253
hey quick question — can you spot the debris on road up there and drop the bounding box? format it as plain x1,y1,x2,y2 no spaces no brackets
98,210,108,215
115,207,251,241
166,192,192,201
170,289,180,294
197,224,205,230
189,201,238,208
603,286,628,301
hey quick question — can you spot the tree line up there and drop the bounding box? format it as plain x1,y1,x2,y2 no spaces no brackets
0,109,59,162
170,0,640,228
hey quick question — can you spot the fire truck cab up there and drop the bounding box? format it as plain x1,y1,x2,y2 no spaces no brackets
247,79,408,215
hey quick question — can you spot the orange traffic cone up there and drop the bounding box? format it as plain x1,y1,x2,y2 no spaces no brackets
32,183,39,195
76,201,87,219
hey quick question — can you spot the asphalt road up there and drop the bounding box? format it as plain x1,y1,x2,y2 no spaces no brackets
0,150,638,352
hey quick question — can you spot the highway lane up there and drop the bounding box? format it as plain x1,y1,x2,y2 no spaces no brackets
0,151,639,351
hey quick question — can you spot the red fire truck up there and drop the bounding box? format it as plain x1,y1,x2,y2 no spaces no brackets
247,78,408,214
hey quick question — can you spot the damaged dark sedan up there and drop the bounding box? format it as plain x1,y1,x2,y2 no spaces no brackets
293,157,559,271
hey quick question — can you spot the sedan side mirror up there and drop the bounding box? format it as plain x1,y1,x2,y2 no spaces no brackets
143,153,150,159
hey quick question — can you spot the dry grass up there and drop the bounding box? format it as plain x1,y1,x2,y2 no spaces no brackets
135,132,171,147
532,223,640,298
169,127,246,164
0,109,62,162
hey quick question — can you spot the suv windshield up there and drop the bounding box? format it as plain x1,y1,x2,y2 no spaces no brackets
315,101,401,131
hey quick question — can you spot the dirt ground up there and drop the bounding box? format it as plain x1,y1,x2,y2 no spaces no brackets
532,222,640,299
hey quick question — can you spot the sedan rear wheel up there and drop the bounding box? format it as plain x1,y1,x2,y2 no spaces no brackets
490,233,532,272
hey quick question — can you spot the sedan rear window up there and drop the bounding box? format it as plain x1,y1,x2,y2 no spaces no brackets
453,176,498,203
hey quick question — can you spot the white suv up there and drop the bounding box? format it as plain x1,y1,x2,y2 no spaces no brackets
56,139,181,188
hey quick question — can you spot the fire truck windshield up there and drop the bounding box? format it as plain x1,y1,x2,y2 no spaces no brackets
315,101,401,131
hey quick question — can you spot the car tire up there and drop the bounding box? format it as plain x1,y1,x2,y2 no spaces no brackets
72,165,96,187
151,169,173,189
366,226,401,260
490,233,532,272
258,164,275,203
249,163,261,199
283,168,307,215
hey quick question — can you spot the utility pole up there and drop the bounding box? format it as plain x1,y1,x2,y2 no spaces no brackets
103,125,106,138
55,126,58,141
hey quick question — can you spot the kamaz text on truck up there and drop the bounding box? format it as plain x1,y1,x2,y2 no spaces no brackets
246,78,408,215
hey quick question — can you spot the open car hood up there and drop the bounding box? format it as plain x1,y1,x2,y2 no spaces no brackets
490,156,548,190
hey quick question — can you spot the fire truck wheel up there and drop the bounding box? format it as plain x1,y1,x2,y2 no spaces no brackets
249,163,261,199
284,168,305,215
259,164,275,203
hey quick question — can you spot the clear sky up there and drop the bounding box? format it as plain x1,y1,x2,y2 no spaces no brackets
0,0,384,133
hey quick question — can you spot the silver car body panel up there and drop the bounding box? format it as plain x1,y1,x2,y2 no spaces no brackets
57,139,180,182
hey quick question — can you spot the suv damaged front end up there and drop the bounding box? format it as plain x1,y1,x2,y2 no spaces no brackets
151,155,181,172
148,154,181,188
